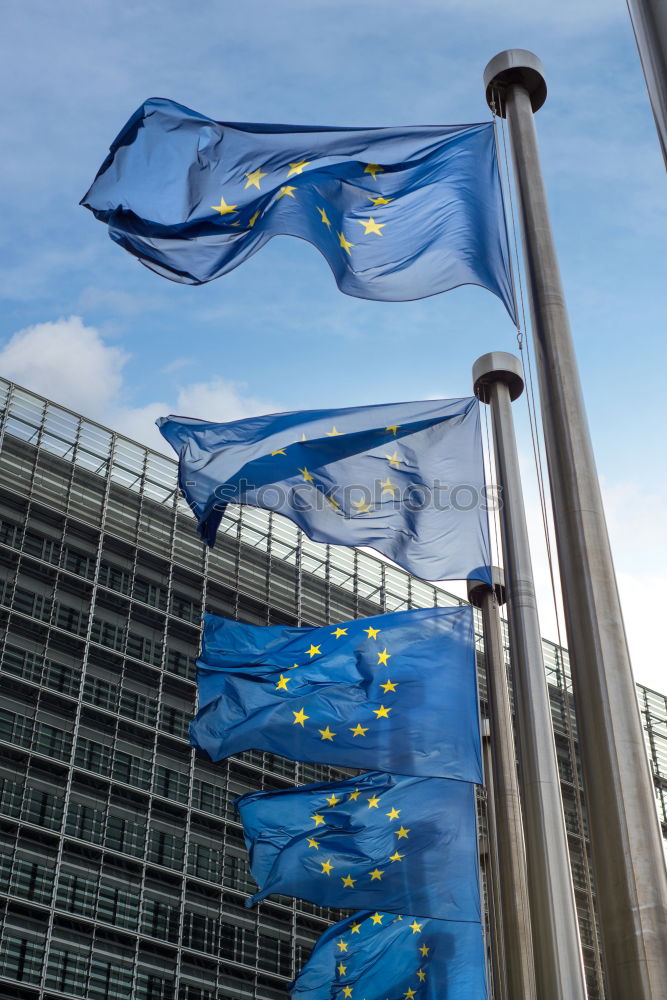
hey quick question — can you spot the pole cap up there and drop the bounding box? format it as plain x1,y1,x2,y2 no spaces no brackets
483,49,547,116
468,566,507,607
473,351,524,403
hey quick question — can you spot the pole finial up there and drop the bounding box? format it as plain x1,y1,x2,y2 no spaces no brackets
473,351,524,403
467,566,507,608
483,49,547,117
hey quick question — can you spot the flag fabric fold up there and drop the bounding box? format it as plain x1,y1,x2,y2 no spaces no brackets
191,606,481,783
235,770,480,922
290,909,487,1000
158,396,492,585
81,97,516,320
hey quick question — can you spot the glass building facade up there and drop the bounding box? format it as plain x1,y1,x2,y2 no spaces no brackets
0,378,664,1000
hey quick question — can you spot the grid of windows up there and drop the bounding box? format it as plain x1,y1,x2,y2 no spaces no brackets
0,378,664,1000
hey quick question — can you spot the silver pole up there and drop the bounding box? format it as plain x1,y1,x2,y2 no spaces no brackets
483,50,667,998
473,351,587,1000
469,568,537,1000
626,0,667,168
481,717,509,1000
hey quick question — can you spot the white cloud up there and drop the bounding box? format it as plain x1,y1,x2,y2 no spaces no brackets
0,316,128,417
0,316,278,453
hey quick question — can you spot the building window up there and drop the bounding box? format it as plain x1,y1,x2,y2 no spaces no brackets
0,935,44,984
45,947,89,996
56,872,97,918
89,959,134,1000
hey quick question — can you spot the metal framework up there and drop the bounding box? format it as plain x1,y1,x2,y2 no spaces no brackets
0,378,664,1000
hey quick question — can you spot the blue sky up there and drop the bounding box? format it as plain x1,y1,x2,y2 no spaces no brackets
1,1,665,691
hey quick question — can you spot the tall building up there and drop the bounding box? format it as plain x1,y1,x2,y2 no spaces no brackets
0,378,664,1000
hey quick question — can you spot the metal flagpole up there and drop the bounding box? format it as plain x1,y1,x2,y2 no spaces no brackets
483,50,667,999
626,0,667,168
480,718,508,1000
472,351,586,1000
468,567,537,1000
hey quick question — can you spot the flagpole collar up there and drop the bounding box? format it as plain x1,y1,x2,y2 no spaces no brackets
473,351,524,403
483,49,547,116
468,566,506,608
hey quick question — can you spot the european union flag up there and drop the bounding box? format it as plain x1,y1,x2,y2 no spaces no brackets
158,396,492,585
291,910,487,1000
236,770,480,922
81,98,515,319
191,606,481,783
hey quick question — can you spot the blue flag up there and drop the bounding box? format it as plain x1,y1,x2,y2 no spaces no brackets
291,910,487,1000
158,397,492,584
191,606,481,783
81,98,515,319
236,770,480,922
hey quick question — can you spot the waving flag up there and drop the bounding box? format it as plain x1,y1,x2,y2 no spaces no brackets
291,910,487,1000
236,770,480,921
81,98,515,319
158,396,492,584
191,606,481,783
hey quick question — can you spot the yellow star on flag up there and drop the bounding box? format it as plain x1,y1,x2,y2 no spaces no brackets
364,626,380,640
317,206,332,229
349,788,361,801
395,825,410,839
367,796,380,808
380,477,398,495
319,726,335,742
350,724,368,737
332,627,347,638
380,679,398,693
369,868,384,880
369,195,393,206
341,874,356,888
338,231,354,255
293,708,309,726
409,920,423,934
377,648,391,666
248,209,261,227
307,837,319,849
275,674,290,691
327,493,341,510
351,498,372,514
321,859,334,875
373,705,392,719
357,217,386,236
298,467,314,483
417,970,426,982
389,850,404,862
326,793,340,807
337,939,348,952
386,424,400,434
277,185,297,199
419,945,430,957
244,168,267,190
342,988,353,999
326,425,343,436
306,644,321,658
350,921,362,933
211,196,237,216
364,163,384,180
386,450,401,468
271,448,286,456
337,962,347,976
404,989,416,999
288,159,310,176
289,662,299,669
386,807,400,820
311,813,325,826
370,912,384,925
